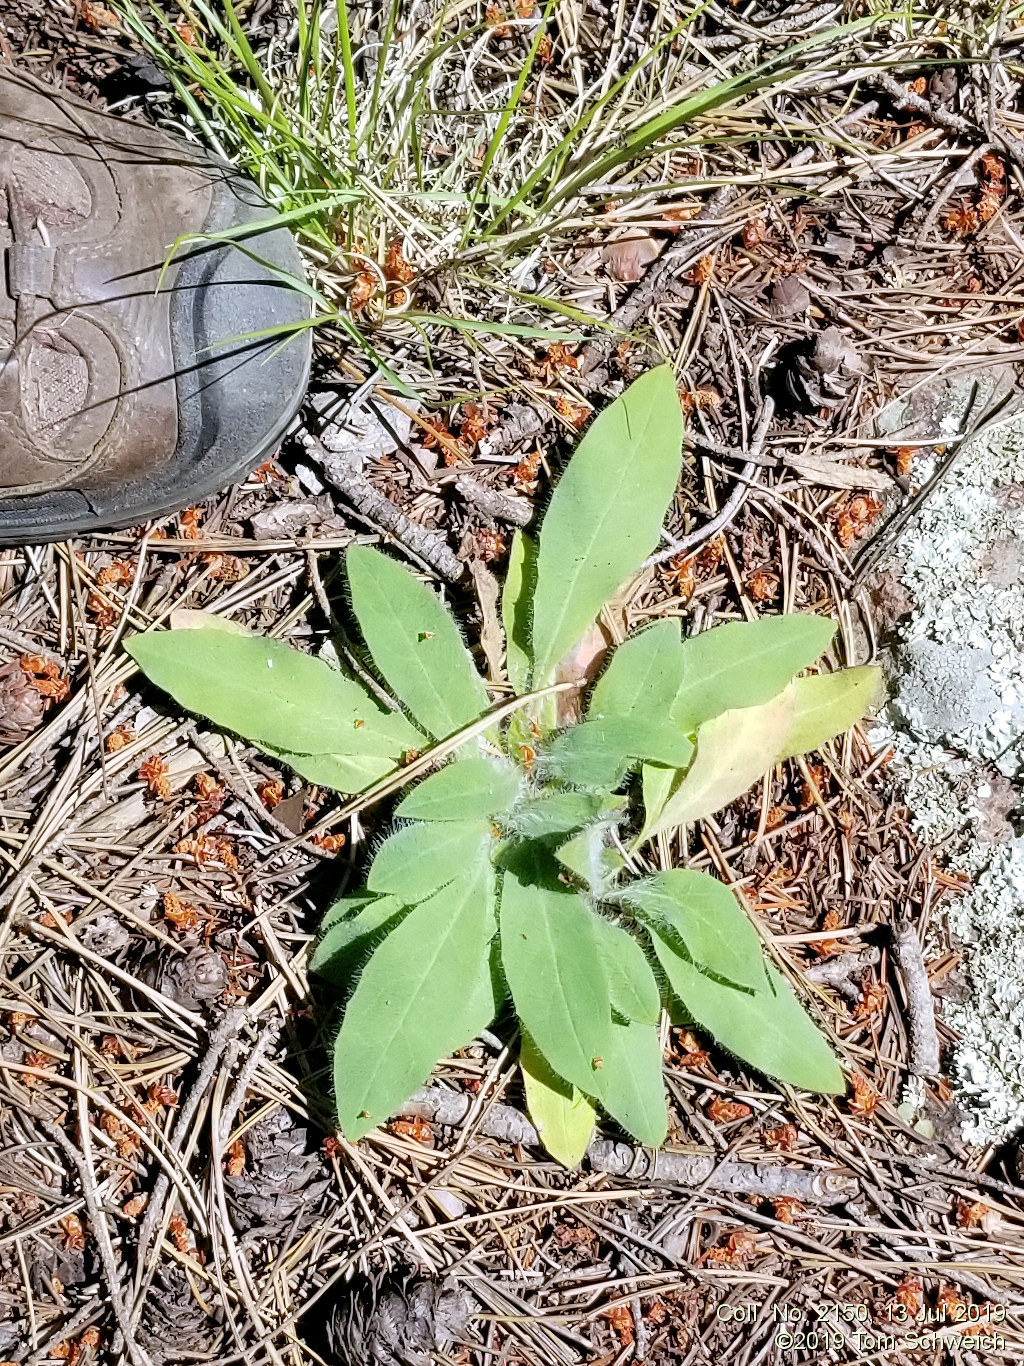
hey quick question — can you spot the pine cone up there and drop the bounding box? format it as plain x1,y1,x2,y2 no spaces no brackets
142,1263,224,1360
780,326,865,415
144,947,228,1012
322,1271,474,1366
0,658,45,745
226,1106,330,1239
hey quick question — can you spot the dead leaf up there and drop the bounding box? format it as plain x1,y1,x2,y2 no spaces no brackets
601,229,664,282
466,559,506,683
784,452,893,492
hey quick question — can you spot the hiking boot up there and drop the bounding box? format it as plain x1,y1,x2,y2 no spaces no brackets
0,68,311,544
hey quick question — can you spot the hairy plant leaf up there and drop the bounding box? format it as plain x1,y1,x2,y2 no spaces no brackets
642,665,877,842
334,862,498,1138
622,869,766,992
544,717,693,789
346,545,490,739
394,756,522,822
520,1032,595,1168
598,1018,668,1146
318,893,375,938
310,895,407,986
555,827,624,892
640,762,678,832
650,930,844,1093
531,366,683,681
508,790,619,839
642,689,795,841
501,530,536,694
500,860,610,1098
588,914,661,1024
669,615,836,733
589,618,685,720
779,667,880,760
126,625,425,759
367,821,493,900
263,744,400,794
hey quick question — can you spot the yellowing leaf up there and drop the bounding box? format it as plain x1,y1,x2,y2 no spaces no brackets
669,615,836,733
643,688,795,841
780,667,880,760
520,1033,595,1168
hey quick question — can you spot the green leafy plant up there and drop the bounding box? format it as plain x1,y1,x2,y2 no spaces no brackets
126,365,878,1164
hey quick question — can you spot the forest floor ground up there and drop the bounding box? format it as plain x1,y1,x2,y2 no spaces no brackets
1,1,1024,1363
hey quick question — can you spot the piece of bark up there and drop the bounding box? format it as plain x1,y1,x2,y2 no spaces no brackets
891,918,941,1077
805,946,881,1001
465,559,505,682
768,276,811,319
402,1086,858,1204
455,475,533,526
784,452,893,491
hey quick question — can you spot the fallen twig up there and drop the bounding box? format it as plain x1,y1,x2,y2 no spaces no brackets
891,918,941,1077
455,474,533,527
403,1086,858,1204
646,397,774,567
48,1120,156,1366
805,946,882,1002
870,71,1024,167
130,1008,246,1328
301,432,465,583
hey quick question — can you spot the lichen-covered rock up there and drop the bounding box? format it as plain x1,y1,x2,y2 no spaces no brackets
867,363,1024,1143
888,639,1005,735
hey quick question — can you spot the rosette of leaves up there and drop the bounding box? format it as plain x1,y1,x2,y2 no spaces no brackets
126,366,879,1167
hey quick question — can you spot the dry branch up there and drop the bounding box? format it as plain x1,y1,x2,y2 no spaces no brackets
404,1086,858,1204
454,475,533,527
891,919,941,1077
805,946,881,1002
301,432,465,582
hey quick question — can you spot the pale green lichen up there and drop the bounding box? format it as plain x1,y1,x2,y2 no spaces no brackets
871,371,1024,1144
